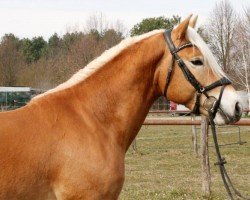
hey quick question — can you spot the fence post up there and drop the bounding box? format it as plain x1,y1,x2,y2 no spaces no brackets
191,114,198,155
200,116,211,197
132,139,137,152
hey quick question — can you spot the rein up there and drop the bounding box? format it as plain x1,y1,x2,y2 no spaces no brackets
209,114,250,200
163,29,250,200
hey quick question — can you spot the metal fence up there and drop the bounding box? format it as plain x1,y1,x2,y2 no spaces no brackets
0,87,43,111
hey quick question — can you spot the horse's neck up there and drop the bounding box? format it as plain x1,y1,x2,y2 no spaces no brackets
73,33,165,151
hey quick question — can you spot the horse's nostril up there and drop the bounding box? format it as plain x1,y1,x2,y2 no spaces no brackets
235,102,242,117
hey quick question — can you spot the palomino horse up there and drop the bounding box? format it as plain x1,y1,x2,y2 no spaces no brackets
0,15,242,199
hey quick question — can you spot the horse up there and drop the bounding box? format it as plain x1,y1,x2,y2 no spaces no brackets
0,15,242,199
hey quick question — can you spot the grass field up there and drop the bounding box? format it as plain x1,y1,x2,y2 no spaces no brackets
120,124,250,200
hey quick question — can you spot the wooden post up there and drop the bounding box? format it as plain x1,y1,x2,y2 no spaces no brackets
191,114,198,155
132,139,137,152
200,116,211,197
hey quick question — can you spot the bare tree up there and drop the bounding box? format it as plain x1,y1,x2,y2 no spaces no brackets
112,20,128,36
205,0,237,73
231,9,250,88
84,13,109,35
228,8,250,109
84,13,127,37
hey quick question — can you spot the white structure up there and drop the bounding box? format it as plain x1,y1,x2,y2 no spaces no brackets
237,91,249,111
0,87,31,92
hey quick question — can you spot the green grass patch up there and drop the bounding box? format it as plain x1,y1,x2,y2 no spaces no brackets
120,125,250,199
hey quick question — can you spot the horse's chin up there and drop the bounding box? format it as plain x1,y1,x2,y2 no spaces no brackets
200,109,240,126
213,113,230,125
213,110,241,125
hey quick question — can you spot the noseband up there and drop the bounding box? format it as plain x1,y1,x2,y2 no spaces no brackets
163,29,231,118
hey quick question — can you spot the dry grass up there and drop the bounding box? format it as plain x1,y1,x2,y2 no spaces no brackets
120,124,250,200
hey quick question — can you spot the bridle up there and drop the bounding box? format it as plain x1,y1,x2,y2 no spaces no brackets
163,29,250,200
163,29,231,118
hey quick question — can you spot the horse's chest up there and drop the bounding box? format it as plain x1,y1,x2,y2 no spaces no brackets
52,143,125,199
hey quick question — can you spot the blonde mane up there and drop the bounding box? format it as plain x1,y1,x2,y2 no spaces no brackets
33,29,164,100
186,27,227,78
33,27,225,100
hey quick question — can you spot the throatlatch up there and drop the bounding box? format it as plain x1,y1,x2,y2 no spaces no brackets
163,29,250,200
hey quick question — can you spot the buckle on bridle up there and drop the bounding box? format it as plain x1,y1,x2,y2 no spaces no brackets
214,157,227,166
176,58,181,64
200,87,205,93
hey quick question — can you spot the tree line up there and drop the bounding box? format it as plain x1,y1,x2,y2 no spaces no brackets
0,27,124,88
0,0,249,92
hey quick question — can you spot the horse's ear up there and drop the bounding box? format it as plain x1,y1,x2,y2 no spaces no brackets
174,14,192,40
189,15,198,28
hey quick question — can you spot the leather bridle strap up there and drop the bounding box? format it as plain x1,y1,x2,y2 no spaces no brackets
163,29,231,115
203,77,231,92
164,29,205,95
209,113,250,200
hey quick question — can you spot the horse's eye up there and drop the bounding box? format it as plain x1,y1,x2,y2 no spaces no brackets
191,59,203,66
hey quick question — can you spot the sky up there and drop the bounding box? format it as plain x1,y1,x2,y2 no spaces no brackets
0,0,249,40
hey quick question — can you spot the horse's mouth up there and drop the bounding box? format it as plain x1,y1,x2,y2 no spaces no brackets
214,108,242,125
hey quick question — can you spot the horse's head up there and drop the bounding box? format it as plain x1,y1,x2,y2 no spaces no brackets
157,15,242,125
